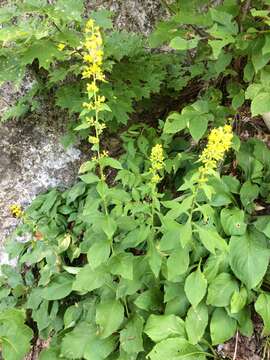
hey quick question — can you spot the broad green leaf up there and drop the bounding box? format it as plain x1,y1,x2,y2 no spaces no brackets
255,293,270,335
163,113,187,134
185,303,208,345
134,288,162,312
203,251,229,283
0,309,33,360
229,230,269,289
109,253,134,280
220,208,246,236
144,314,185,342
230,287,247,314
61,322,116,359
41,274,73,300
167,247,189,281
189,115,210,142
251,92,270,116
120,315,144,355
184,267,207,308
64,305,82,329
197,226,228,254
87,241,111,269
180,221,193,248
80,173,100,184
210,308,237,345
170,37,198,51
73,265,108,292
102,215,117,239
96,300,124,338
207,272,238,307
240,181,259,211
148,338,206,360
99,157,123,170
148,242,162,278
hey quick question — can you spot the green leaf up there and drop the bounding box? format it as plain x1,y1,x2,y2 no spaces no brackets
87,241,111,269
80,173,100,184
144,314,185,342
184,267,207,308
251,92,270,116
230,287,247,314
96,300,124,338
229,230,270,289
41,274,73,300
148,242,162,278
189,115,210,142
185,303,208,345
167,247,189,281
197,226,228,254
163,112,187,134
170,37,198,51
210,308,237,345
180,221,193,248
91,9,113,29
148,338,206,360
120,315,144,355
99,157,123,170
61,322,116,359
109,253,134,280
220,208,246,236
134,288,162,312
0,309,33,360
54,0,84,22
22,40,64,70
39,347,62,360
255,293,270,335
73,265,108,293
207,272,238,307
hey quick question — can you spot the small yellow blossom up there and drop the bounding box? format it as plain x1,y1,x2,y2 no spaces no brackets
10,204,23,218
101,150,109,158
199,124,233,183
57,43,65,51
149,144,165,184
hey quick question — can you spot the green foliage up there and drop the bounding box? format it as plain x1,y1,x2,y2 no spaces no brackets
2,0,270,359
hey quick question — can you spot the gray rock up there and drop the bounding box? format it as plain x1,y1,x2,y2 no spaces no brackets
0,115,82,252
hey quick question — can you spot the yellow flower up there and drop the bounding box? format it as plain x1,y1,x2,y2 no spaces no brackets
199,124,233,182
10,204,23,218
57,43,65,51
149,144,164,184
87,82,99,93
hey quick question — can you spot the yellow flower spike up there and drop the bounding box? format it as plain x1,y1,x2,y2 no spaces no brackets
149,144,165,184
198,124,233,183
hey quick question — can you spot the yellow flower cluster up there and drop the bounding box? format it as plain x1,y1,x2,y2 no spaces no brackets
82,19,105,85
10,204,23,218
149,144,165,184
199,124,233,182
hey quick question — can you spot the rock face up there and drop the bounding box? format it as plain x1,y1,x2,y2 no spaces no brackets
85,0,166,35
0,0,166,254
0,116,82,251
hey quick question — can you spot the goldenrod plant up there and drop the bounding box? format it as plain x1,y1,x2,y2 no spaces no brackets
2,1,270,359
